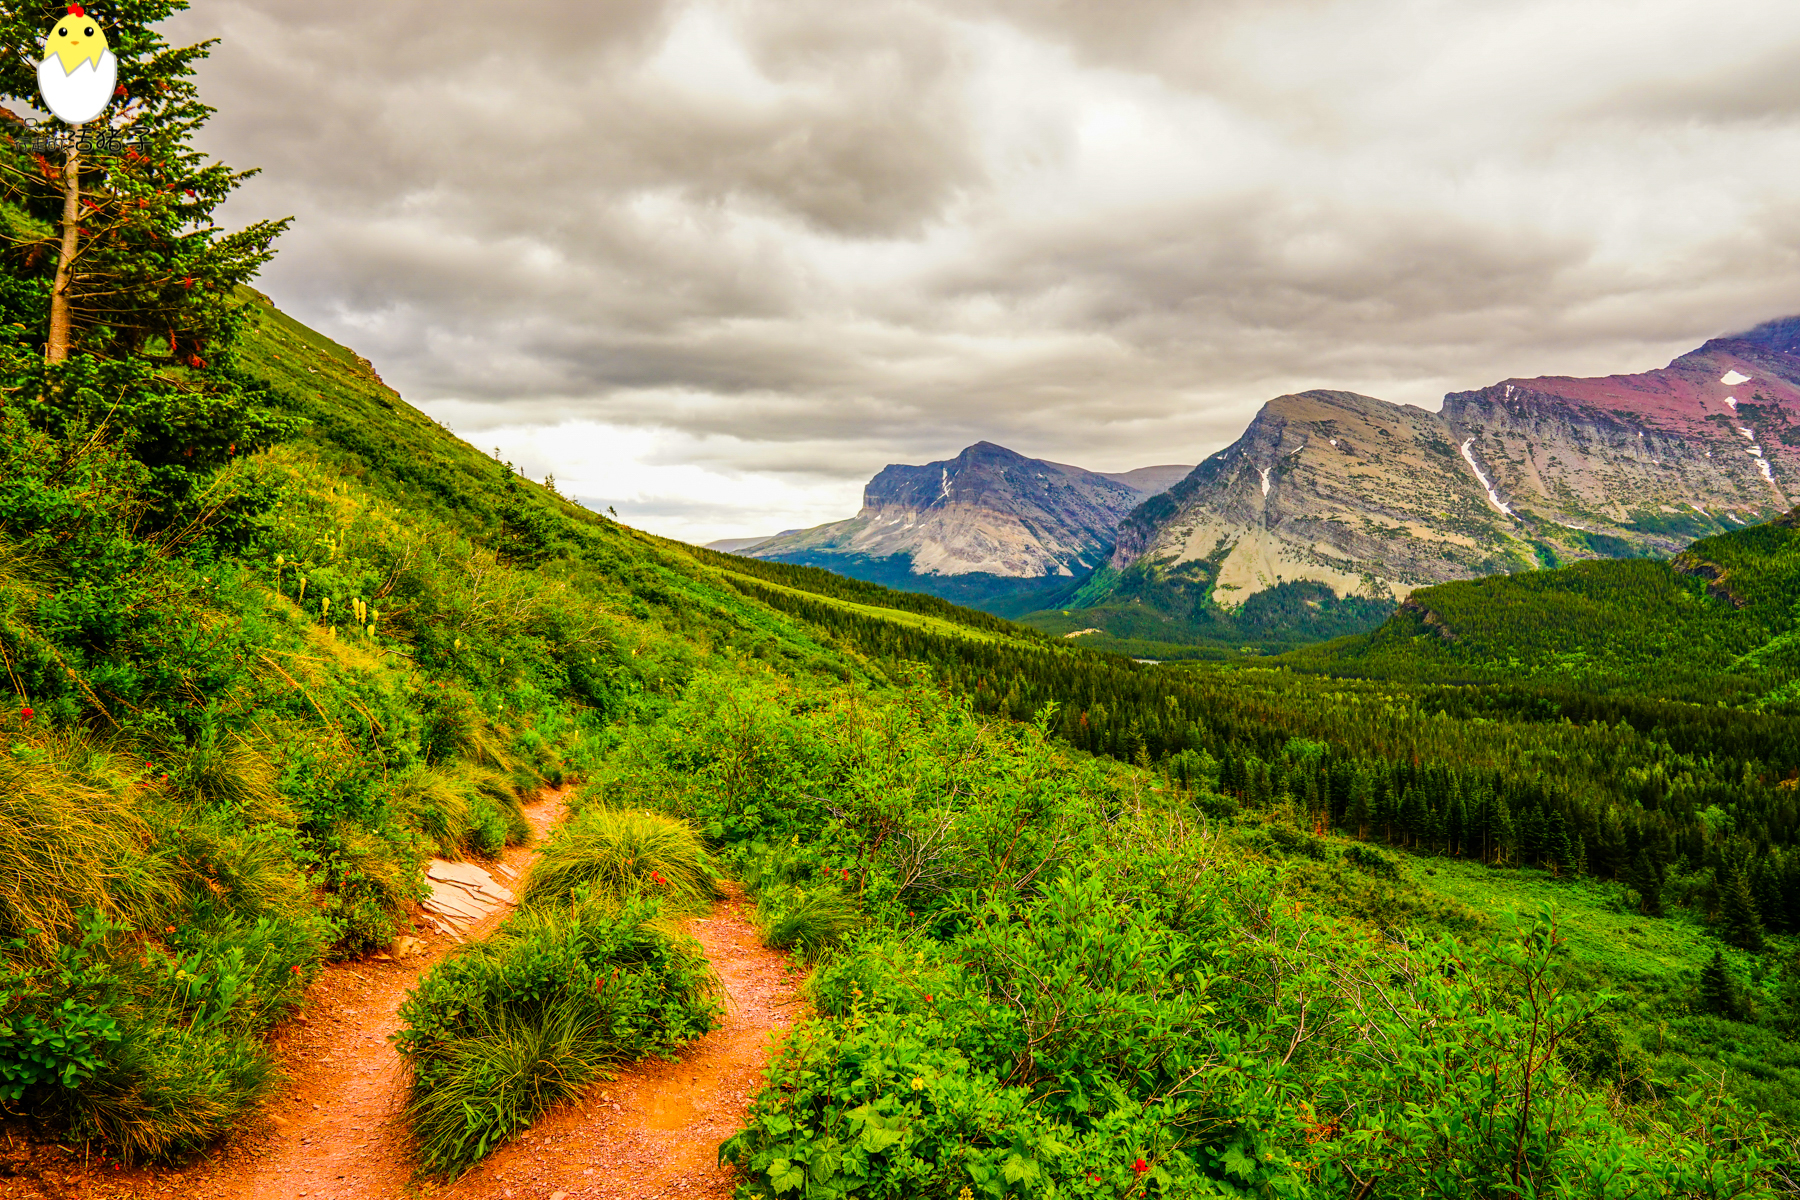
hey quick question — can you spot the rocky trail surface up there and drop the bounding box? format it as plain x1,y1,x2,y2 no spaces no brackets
0,790,804,1200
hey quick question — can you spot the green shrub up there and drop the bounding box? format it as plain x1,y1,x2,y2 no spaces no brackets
68,1021,274,1163
522,807,716,915
0,910,290,1163
320,823,417,958
1342,840,1402,879
396,893,719,1177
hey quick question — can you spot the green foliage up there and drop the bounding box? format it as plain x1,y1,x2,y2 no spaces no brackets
0,906,316,1162
1296,510,1800,705
394,893,719,1178
757,886,860,961
522,806,717,916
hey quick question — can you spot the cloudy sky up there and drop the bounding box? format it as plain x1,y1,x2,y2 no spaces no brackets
160,0,1800,544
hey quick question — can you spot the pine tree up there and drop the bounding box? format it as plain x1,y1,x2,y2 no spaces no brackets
1698,949,1748,1021
1349,769,1371,841
1719,866,1766,953
0,0,291,522
1628,849,1665,918
1492,796,1515,867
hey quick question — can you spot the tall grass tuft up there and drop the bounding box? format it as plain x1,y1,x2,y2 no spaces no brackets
67,1024,274,1163
756,886,860,961
390,765,474,857
523,807,716,915
0,742,170,947
397,894,719,1178
168,727,286,820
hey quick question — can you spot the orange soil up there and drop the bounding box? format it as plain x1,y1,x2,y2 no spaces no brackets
0,790,804,1200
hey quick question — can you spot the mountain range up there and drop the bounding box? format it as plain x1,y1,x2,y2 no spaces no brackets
717,316,1800,653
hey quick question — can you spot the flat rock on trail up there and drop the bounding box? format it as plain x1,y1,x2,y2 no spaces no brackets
0,790,805,1200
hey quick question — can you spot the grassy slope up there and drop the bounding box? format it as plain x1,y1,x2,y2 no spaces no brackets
229,299,1800,1171
1417,860,1800,1123
1286,510,1800,703
10,272,1798,1179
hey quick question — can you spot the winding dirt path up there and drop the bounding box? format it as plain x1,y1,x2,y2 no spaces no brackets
0,792,804,1200
440,887,804,1200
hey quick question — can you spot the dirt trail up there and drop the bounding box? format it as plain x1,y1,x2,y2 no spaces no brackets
441,886,804,1200
0,790,804,1200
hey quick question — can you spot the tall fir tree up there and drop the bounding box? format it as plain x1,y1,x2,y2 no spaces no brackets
0,0,291,521
1719,865,1767,953
1698,949,1749,1021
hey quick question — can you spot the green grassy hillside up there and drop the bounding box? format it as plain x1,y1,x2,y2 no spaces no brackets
4,14,1800,1186
1287,510,1800,707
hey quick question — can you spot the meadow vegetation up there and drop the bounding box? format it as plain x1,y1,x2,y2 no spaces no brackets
0,3,1798,1193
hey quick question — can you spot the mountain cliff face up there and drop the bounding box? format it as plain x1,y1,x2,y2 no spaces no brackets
1109,390,1524,605
1105,319,1800,611
712,442,1192,615
725,442,1190,577
1440,317,1799,538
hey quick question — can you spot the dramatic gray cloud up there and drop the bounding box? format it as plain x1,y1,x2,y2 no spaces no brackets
142,0,1800,542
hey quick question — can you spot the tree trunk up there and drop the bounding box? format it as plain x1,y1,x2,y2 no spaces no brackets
46,125,81,364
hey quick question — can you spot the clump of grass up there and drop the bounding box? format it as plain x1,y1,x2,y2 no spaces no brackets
68,1023,275,1163
756,886,860,961
167,728,287,821
0,739,171,947
157,809,310,920
523,808,716,915
396,894,719,1178
467,767,533,850
390,764,472,857
401,1002,610,1174
389,765,532,861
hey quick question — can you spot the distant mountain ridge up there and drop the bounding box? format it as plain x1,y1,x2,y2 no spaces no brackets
710,315,1800,656
708,442,1193,613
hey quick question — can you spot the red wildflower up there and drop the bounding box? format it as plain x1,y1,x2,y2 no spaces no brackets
290,964,302,975
1132,1158,1148,1175
841,867,850,881
923,993,933,1002
114,84,126,96
19,708,31,720
160,774,169,782
164,925,175,935
182,277,192,289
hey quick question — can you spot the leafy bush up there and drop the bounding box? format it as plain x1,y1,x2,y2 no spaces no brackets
395,894,718,1177
0,908,306,1162
523,807,717,915
1341,840,1401,879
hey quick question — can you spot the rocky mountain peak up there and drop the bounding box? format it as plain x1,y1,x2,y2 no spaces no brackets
726,442,1193,582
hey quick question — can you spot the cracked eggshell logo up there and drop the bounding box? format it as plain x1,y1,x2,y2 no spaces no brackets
37,4,115,125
